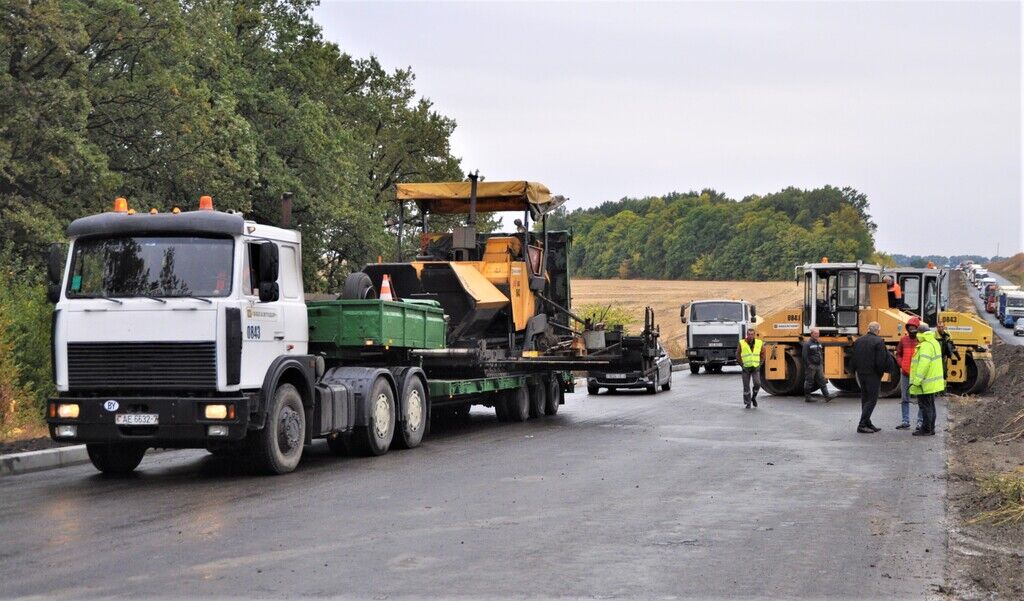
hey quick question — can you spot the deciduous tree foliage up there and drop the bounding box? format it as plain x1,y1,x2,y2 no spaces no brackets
550,187,876,281
0,0,463,291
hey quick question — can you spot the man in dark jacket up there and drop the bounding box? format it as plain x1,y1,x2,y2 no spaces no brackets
850,321,893,433
802,328,833,403
935,323,961,381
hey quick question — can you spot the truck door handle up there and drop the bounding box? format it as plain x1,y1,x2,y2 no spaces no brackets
274,334,285,340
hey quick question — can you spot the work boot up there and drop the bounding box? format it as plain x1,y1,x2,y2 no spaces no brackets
869,425,881,432
857,426,875,434
912,430,928,436
751,394,758,408
745,401,751,409
896,423,910,430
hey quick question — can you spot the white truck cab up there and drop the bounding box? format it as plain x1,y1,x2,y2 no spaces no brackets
680,299,758,374
47,198,318,473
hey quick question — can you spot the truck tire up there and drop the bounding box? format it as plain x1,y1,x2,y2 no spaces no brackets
528,378,545,418
341,272,377,300
505,386,529,422
248,383,306,474
587,383,599,395
394,376,427,449
543,377,561,416
689,363,700,374
494,393,510,422
349,377,396,456
86,443,146,475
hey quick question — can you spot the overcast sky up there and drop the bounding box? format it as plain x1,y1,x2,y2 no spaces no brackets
315,1,1022,257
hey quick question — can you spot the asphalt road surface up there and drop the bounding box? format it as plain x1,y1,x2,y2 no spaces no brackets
964,270,1023,346
0,370,946,599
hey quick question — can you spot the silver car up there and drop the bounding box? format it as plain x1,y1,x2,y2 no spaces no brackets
587,343,673,394
1015,318,1024,337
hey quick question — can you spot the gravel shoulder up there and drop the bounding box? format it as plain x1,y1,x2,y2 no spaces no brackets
944,272,1024,599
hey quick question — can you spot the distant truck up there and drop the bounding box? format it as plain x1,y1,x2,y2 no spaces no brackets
680,299,759,374
997,289,1024,327
983,282,1000,312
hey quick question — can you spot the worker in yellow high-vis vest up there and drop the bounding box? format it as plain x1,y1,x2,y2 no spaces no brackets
736,329,766,408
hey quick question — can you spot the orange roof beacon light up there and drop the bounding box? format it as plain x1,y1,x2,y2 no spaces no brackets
149,208,158,215
927,261,936,269
113,197,129,213
199,195,213,211
127,208,136,215
172,207,181,214
821,256,829,263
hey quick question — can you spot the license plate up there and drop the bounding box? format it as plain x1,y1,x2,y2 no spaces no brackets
605,373,626,379
708,342,723,347
115,413,159,426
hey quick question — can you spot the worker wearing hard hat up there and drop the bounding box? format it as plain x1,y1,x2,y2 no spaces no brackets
737,329,766,409
894,316,922,430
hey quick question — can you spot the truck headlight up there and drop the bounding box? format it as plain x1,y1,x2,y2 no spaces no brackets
57,403,80,419
204,404,231,420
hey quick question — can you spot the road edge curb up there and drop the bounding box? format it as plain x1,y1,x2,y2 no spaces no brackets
0,445,89,477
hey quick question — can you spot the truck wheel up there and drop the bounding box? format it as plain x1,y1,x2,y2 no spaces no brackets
505,386,530,422
248,383,306,474
340,272,377,300
587,383,599,395
86,443,146,475
543,377,561,415
494,393,510,422
528,378,545,418
689,363,700,375
394,377,428,449
349,377,396,456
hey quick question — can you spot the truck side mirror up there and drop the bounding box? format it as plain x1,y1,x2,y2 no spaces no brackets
750,305,757,319
46,243,65,303
258,241,279,303
679,304,687,323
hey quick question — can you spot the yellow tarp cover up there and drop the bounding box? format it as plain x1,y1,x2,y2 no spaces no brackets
395,181,559,214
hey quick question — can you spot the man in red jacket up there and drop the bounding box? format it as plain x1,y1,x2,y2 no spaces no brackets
894,316,921,430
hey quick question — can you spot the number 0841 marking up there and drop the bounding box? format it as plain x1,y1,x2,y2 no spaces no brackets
246,325,261,339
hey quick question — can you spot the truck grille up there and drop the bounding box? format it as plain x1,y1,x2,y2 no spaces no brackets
691,334,739,348
67,342,217,391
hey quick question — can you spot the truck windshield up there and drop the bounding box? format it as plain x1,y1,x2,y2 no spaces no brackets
67,236,233,298
690,302,743,322
1008,298,1024,307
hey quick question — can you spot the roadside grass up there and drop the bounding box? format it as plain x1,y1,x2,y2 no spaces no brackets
970,467,1024,526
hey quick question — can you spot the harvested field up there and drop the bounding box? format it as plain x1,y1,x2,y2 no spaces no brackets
946,271,1024,599
572,279,801,357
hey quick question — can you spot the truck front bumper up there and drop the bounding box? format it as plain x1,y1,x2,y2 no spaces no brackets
46,394,253,447
687,347,737,365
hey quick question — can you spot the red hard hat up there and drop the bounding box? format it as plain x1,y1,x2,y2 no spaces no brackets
907,316,921,328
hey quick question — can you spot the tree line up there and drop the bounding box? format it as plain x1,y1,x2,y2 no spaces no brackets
1,0,463,290
548,187,878,281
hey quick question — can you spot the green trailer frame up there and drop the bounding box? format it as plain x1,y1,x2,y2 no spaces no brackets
307,299,446,356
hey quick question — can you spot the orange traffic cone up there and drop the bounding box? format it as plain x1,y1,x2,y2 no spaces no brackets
380,274,394,301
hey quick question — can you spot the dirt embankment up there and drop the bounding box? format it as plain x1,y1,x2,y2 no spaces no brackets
986,253,1024,285
945,271,1024,599
572,279,801,357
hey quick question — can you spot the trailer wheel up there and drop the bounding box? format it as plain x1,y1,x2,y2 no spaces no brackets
248,383,306,474
543,377,562,415
349,377,396,456
494,393,510,422
587,383,599,395
528,378,545,418
86,443,146,475
340,272,378,300
689,363,700,374
394,376,428,449
505,386,530,422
